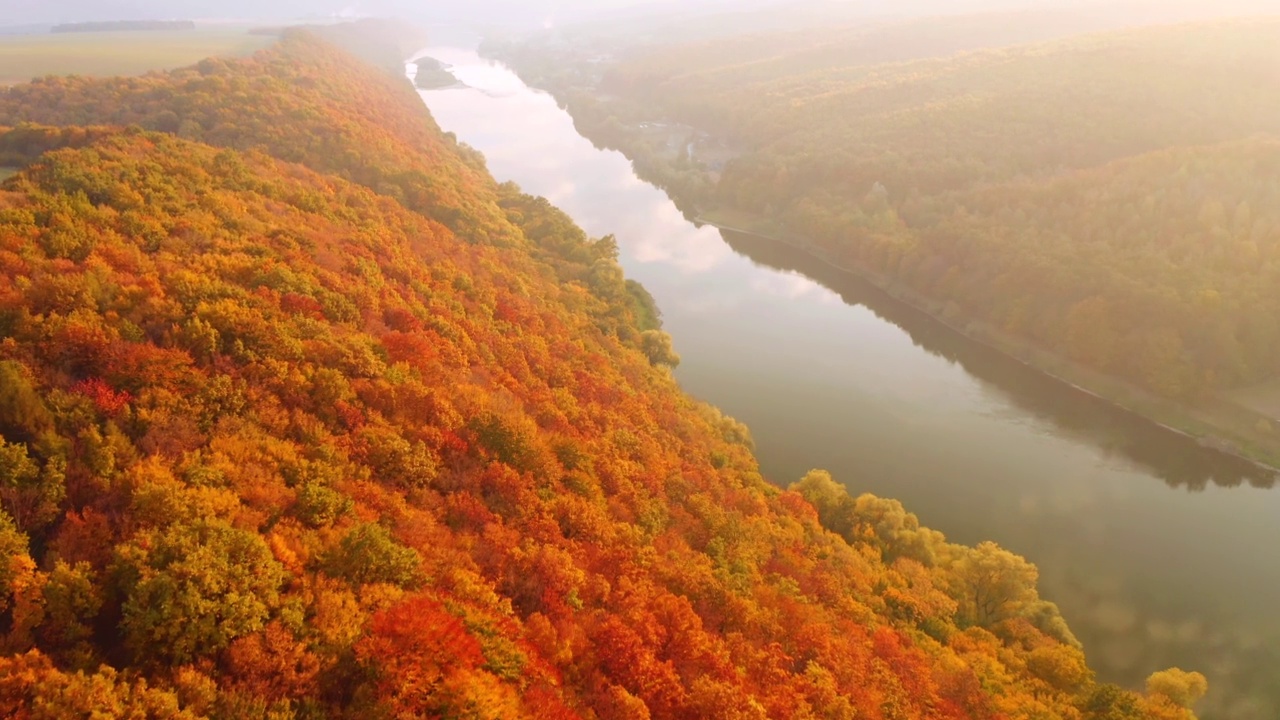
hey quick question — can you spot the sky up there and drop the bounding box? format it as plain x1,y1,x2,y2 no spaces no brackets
8,1,515,25
0,0,1079,28
3,0,1275,30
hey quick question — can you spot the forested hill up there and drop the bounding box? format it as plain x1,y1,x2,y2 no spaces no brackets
499,16,1280,436
0,22,1202,720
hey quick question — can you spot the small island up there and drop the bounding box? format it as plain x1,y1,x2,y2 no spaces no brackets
413,56,457,89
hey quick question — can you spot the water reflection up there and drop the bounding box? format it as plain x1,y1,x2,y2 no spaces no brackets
716,229,1275,492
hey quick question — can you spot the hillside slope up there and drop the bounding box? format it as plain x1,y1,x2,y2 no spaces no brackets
0,23,1202,720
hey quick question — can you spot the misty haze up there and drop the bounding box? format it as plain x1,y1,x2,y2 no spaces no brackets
0,1,1278,719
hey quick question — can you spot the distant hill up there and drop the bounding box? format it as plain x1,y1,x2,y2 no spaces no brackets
52,20,197,32
2,0,325,24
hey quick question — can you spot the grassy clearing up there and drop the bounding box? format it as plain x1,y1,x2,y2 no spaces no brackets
1228,380,1280,423
0,28,274,85
0,167,17,183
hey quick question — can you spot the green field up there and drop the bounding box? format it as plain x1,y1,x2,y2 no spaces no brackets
0,28,274,85
1229,380,1280,424
0,167,17,182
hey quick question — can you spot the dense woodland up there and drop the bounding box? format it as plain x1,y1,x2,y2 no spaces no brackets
0,23,1207,720
507,17,1280,401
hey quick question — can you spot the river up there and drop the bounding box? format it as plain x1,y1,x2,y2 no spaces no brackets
410,45,1280,719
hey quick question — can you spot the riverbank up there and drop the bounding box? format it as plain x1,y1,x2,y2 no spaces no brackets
481,30,1280,479
495,57,1280,473
696,205,1280,477
453,43,1280,478
504,64,1280,471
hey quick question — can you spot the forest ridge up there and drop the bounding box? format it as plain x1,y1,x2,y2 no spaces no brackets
0,20,1205,720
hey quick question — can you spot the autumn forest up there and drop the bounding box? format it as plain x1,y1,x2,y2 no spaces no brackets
0,12,1226,720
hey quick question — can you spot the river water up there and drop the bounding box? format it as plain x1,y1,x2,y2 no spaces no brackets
411,46,1280,719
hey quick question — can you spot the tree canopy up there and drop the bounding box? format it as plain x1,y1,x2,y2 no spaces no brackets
0,20,1207,720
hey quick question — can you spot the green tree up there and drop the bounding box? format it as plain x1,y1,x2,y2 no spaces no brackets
115,520,284,665
850,493,944,566
1026,643,1092,697
0,510,30,615
0,437,65,533
1022,599,1082,649
294,482,352,528
323,523,422,589
1146,668,1208,709
36,561,102,669
640,330,681,368
1081,684,1145,720
791,472,943,566
625,279,662,332
359,426,440,490
790,469,854,535
0,362,55,444
953,541,1038,626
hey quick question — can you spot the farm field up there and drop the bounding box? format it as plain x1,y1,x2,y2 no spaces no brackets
0,28,274,84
